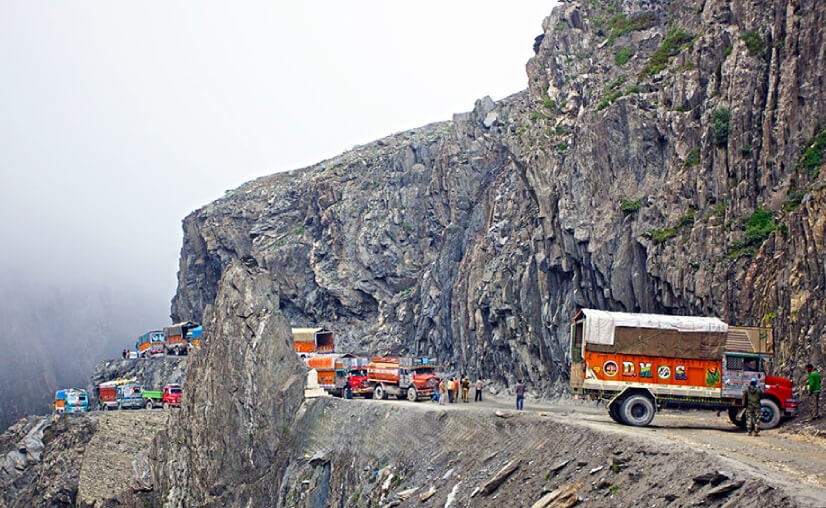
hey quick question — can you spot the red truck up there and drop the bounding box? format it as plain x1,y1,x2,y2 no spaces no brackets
569,309,796,429
142,384,183,409
367,357,439,401
162,384,182,409
305,355,371,397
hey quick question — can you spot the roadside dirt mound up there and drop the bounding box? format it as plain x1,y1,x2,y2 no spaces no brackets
77,410,168,506
277,397,812,507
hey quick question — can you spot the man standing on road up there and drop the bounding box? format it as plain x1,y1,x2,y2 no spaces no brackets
461,376,470,403
806,364,821,419
438,378,446,406
447,378,454,404
515,379,526,411
743,378,763,436
474,378,484,402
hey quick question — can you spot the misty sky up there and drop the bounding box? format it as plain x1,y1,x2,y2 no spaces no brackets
0,2,555,334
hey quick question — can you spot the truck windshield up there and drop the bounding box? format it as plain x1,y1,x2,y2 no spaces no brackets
170,388,182,395
414,367,435,375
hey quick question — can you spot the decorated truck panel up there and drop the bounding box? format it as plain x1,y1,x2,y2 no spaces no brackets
570,309,796,429
292,327,335,356
367,357,438,401
136,330,166,358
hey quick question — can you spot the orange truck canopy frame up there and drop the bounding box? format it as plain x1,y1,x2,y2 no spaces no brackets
292,327,335,355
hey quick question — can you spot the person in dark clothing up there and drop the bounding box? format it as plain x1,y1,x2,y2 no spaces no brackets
807,364,821,419
743,378,763,436
515,380,526,411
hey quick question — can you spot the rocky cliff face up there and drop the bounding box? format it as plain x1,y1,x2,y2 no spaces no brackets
171,0,826,393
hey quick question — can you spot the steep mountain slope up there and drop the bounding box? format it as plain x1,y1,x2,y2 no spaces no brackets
170,0,826,395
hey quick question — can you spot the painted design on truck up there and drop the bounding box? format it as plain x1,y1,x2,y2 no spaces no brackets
622,362,636,377
639,363,652,378
603,361,618,377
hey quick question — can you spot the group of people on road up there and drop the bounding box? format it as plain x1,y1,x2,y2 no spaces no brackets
435,375,482,405
433,376,528,411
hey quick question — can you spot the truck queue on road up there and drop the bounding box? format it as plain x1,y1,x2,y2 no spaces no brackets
52,312,801,435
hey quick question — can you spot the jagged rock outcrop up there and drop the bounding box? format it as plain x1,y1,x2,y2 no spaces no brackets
0,415,95,507
170,0,826,395
153,263,306,506
1,412,169,508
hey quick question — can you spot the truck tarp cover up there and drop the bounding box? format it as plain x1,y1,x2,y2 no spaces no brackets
292,328,323,343
582,309,728,360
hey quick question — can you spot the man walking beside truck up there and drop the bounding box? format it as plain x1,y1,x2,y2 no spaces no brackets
743,378,763,436
806,364,821,419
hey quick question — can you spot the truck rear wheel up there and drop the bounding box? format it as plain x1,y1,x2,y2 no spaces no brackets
621,394,655,426
374,385,386,400
760,398,782,429
145,400,153,410
407,387,418,402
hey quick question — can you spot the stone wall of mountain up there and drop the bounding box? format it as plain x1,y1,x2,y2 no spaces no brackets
171,0,826,395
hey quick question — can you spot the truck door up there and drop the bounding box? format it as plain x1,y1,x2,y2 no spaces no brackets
399,368,411,389
722,354,765,398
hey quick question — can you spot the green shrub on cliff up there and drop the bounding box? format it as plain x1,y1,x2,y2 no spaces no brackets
797,128,826,179
639,29,695,77
711,108,732,146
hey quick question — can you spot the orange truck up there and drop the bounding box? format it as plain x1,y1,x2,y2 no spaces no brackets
305,354,371,397
367,357,439,402
570,309,796,429
292,328,335,356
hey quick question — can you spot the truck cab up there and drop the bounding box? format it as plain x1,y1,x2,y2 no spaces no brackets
162,384,183,409
346,368,371,397
723,352,796,428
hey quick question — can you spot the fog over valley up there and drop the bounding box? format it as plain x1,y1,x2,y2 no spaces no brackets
0,1,553,428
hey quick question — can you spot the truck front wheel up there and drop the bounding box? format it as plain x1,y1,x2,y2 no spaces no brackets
621,394,655,426
374,385,386,400
728,407,746,429
407,387,418,402
760,399,782,429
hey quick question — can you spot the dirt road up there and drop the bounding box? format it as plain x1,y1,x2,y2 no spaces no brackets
362,393,826,505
